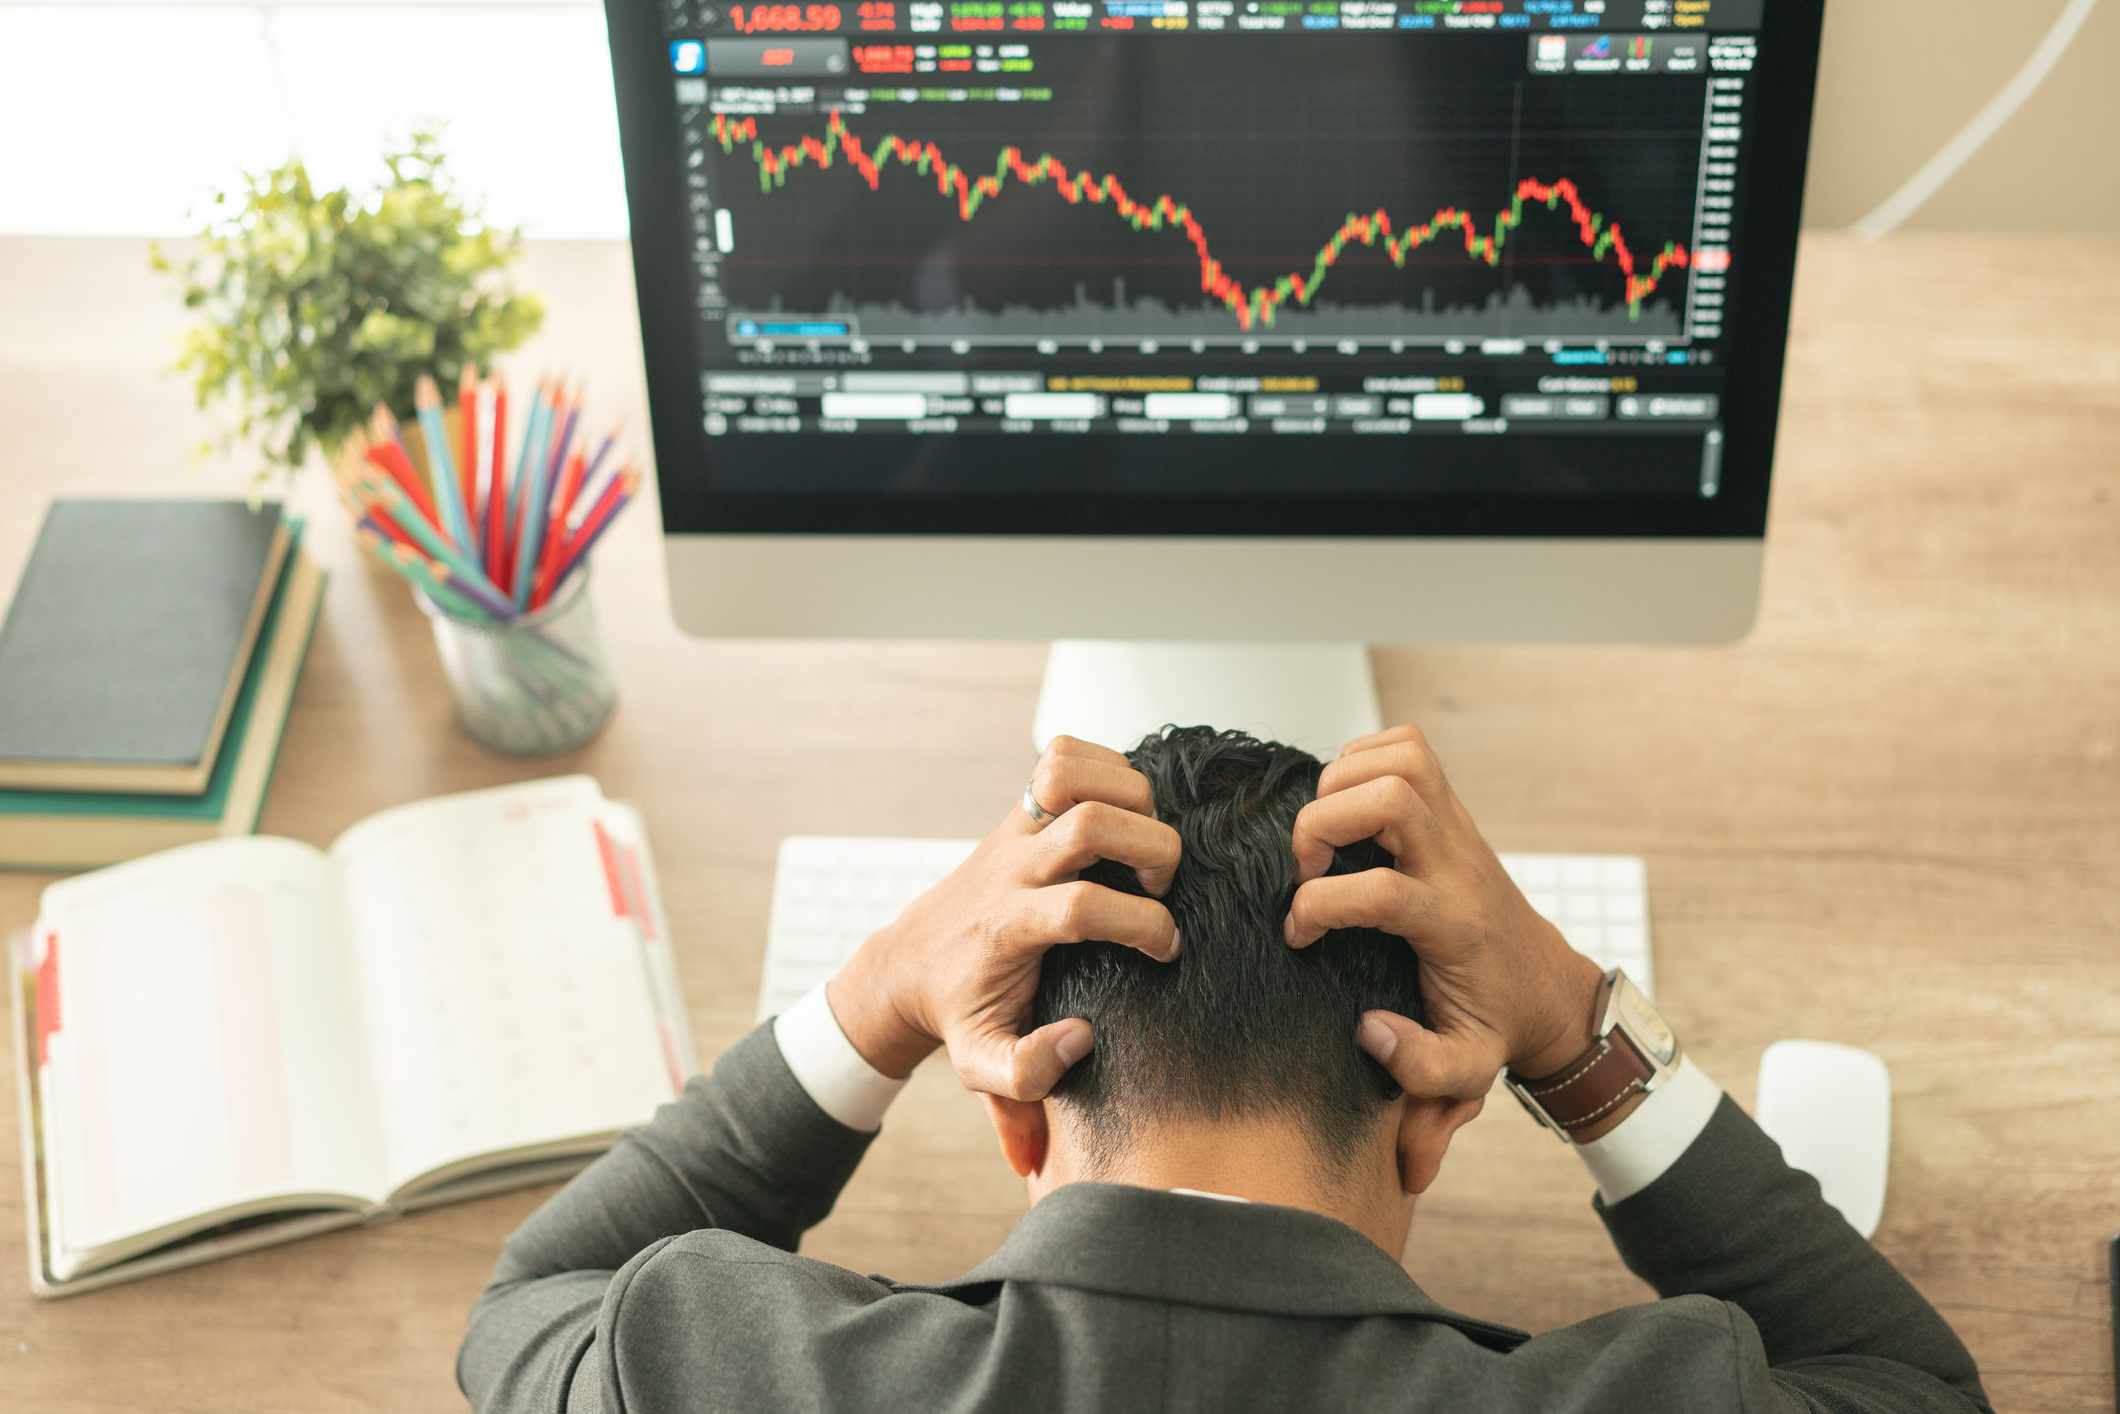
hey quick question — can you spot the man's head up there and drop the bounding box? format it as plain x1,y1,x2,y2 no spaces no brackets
981,727,1436,1235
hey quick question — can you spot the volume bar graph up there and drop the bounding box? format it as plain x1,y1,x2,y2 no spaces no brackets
709,110,1696,339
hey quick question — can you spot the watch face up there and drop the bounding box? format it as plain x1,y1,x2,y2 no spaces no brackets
1613,973,1679,1066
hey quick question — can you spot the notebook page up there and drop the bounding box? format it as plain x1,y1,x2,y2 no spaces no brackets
330,779,677,1192
34,839,388,1268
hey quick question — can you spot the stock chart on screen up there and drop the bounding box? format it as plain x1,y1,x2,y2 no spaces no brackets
647,0,1768,501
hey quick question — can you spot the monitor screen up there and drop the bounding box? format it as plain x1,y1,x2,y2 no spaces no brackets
609,0,1820,537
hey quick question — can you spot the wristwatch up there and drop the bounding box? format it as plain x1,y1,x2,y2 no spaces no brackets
1505,969,1681,1142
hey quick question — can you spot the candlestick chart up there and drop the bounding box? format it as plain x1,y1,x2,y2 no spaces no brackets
701,48,1711,345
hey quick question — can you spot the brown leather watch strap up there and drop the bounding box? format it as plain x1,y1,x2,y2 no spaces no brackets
1510,1033,1656,1133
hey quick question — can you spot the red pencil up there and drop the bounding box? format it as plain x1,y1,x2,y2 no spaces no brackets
568,421,624,523
335,436,425,553
336,484,418,553
531,447,589,610
536,469,635,606
366,407,439,524
354,505,419,554
457,365,480,549
485,377,509,585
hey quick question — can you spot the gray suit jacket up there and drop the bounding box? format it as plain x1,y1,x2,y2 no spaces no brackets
457,1025,1991,1413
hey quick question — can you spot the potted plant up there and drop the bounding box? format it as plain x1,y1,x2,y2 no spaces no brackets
154,129,544,487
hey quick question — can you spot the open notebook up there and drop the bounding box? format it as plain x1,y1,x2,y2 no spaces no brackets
11,776,695,1297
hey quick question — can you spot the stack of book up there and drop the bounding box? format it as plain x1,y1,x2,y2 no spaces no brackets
0,500,326,870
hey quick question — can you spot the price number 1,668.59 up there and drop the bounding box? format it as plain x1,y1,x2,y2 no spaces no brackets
730,4,845,32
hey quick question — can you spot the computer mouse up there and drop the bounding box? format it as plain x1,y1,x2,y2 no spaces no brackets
1754,1040,1891,1239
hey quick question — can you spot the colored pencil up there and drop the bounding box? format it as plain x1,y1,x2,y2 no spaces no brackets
514,377,550,518
563,428,614,528
485,378,510,584
351,520,420,579
538,469,636,606
545,380,582,485
351,523,397,569
570,422,623,518
458,364,481,551
363,409,439,525
335,441,423,547
544,469,636,599
355,515,472,610
357,528,487,621
435,556,518,620
472,376,496,559
368,406,437,522
503,380,549,596
531,448,589,610
345,495,418,555
339,368,637,630
510,379,563,610
416,374,474,552
532,375,560,482
532,417,577,586
353,514,522,625
345,465,449,564
334,439,420,552
351,508,407,552
349,465,501,602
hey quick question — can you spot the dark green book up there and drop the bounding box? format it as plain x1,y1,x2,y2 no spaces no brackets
0,522,323,871
0,499,289,794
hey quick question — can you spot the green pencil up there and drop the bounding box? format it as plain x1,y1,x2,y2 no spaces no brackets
353,472,506,604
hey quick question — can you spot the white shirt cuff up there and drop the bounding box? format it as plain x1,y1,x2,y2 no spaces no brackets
772,983,909,1134
1574,1056,1723,1204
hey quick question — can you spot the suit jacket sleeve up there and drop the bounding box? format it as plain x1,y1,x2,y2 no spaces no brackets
1596,1095,1992,1413
456,1022,875,1413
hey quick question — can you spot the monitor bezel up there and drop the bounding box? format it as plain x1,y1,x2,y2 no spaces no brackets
606,0,1825,540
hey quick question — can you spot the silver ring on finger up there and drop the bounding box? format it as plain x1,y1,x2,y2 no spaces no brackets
1021,783,1059,828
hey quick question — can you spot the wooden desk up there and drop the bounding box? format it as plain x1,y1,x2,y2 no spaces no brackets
0,233,2114,1413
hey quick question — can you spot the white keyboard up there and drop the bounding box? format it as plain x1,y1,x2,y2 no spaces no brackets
759,836,1653,1022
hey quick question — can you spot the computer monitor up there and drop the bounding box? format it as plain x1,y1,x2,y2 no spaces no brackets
606,0,1823,749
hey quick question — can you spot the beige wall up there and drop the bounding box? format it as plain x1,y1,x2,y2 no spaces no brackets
1803,0,2118,232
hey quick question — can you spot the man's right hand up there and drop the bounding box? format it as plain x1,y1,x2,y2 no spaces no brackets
1284,724,1607,1107
830,736,1181,1103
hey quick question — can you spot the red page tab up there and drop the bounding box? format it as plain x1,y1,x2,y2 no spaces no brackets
616,843,657,940
590,821,628,919
35,932,61,1066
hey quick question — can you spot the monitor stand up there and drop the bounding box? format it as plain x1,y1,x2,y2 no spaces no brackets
1031,641,1383,757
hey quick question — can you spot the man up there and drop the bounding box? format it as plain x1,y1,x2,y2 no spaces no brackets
458,726,1990,1413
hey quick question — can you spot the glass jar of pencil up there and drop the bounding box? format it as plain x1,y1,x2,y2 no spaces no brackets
332,365,640,756
415,569,616,755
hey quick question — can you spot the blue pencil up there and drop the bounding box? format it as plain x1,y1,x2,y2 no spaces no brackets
415,374,474,551
505,380,548,548
353,513,498,621
508,381,546,525
511,379,562,609
502,382,549,597
529,375,557,487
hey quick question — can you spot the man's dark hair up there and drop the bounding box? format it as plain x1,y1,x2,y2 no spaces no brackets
1032,726,1422,1177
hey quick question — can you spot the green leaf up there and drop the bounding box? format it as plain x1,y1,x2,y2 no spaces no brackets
149,125,544,483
